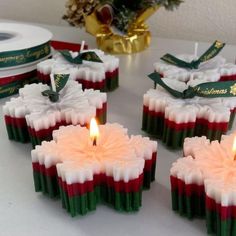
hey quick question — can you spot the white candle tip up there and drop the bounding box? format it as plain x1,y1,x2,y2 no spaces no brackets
50,74,56,92
194,42,199,58
80,41,85,52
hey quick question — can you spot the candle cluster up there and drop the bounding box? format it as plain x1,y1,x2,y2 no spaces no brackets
37,49,119,92
3,80,107,147
142,77,236,148
32,123,157,216
170,134,236,235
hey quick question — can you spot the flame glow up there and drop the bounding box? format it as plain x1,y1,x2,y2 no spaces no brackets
233,136,236,160
90,118,99,145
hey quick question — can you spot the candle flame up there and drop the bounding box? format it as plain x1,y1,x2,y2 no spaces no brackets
90,118,99,145
233,136,236,160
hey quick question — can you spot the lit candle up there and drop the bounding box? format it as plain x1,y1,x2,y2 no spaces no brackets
194,42,198,59
232,136,236,160
170,134,236,235
50,73,56,92
80,40,85,52
90,118,99,146
31,123,158,216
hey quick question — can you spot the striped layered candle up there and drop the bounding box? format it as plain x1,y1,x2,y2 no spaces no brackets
3,80,107,147
170,134,236,236
31,123,157,216
37,50,119,91
154,54,236,82
142,77,236,148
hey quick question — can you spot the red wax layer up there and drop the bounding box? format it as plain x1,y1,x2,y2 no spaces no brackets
77,79,106,90
32,150,156,196
170,175,236,220
4,116,27,127
32,163,57,177
144,152,157,171
37,71,49,84
58,174,143,196
143,106,164,118
143,105,229,132
37,69,118,90
220,74,236,82
170,175,204,197
32,162,144,195
96,102,107,119
105,68,119,80
206,195,236,220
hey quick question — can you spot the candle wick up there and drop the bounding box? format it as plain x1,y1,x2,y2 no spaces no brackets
93,138,97,146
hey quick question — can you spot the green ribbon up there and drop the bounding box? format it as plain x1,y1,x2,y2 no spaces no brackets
0,77,38,98
0,42,51,68
161,40,225,70
149,72,236,99
60,50,103,64
42,74,70,102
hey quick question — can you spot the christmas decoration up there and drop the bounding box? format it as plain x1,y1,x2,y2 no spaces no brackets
63,0,99,27
63,0,183,54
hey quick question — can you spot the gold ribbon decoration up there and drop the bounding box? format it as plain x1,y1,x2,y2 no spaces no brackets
85,6,160,54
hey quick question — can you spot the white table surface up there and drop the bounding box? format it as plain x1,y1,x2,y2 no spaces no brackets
1,20,236,236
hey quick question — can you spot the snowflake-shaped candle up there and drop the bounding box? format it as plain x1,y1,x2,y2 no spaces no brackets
3,79,107,147
32,122,157,216
142,75,236,148
154,41,236,83
37,48,119,91
170,134,236,236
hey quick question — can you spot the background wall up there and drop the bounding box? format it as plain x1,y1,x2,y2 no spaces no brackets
0,0,236,44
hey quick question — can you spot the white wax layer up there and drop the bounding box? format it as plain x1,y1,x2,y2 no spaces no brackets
37,49,119,82
3,80,107,131
154,54,236,82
